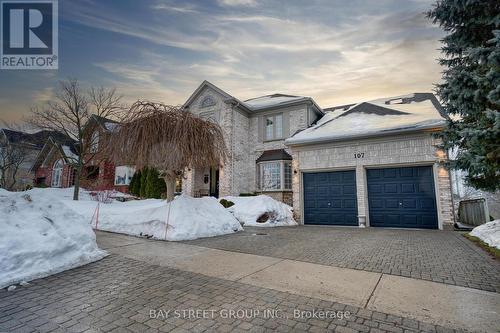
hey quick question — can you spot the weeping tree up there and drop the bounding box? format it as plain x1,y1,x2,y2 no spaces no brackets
108,101,227,201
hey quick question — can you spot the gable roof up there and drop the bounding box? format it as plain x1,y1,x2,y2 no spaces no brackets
87,114,119,132
183,80,323,115
286,93,447,145
30,135,78,172
1,128,71,149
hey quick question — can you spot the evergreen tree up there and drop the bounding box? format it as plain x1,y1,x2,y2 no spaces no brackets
145,168,154,198
151,169,167,199
129,169,141,196
144,168,166,199
140,167,148,198
428,0,500,191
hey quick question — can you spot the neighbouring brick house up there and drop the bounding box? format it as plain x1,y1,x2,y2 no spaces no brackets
182,81,454,229
0,129,70,190
31,115,134,193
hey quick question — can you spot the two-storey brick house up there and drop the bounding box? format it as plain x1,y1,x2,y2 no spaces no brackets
182,82,454,229
181,80,324,206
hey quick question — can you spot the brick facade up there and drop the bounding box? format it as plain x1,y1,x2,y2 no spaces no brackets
182,84,315,205
289,132,455,229
33,121,130,193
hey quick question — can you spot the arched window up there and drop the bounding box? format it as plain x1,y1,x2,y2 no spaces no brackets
51,159,64,187
200,96,215,108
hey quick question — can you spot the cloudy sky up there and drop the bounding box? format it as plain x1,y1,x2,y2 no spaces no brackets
0,0,445,123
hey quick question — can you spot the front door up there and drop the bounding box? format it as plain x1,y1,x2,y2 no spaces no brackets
210,167,219,198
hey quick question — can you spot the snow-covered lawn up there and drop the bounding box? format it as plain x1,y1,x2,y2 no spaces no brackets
65,194,243,241
0,188,107,289
0,188,293,288
470,220,500,249
222,195,297,227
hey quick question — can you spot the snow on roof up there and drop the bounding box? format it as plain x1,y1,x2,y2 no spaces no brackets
243,94,307,110
61,145,78,161
286,93,446,145
104,122,119,132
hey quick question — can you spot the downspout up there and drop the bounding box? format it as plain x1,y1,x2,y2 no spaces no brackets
230,102,238,196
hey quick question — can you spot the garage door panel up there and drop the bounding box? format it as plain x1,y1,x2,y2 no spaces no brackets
384,183,398,193
383,168,397,178
304,170,358,226
368,184,383,194
420,198,435,209
330,185,342,196
370,199,384,209
402,199,417,209
401,183,415,193
367,166,438,229
343,184,356,195
385,199,399,209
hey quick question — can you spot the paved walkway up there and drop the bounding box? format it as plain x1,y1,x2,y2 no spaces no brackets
185,226,500,293
1,232,498,333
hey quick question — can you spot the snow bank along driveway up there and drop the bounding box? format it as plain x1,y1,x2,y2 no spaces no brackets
65,193,243,241
470,220,500,249
0,188,107,289
223,195,297,227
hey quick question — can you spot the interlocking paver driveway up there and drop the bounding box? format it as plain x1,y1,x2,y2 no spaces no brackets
0,255,464,333
185,226,500,293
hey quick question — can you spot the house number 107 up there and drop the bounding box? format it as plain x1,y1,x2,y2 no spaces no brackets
354,152,365,158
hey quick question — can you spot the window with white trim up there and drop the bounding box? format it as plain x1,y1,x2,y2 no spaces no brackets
264,114,283,141
90,131,99,153
258,160,292,191
115,166,135,185
51,159,63,187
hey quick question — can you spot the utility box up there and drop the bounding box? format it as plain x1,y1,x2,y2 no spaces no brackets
458,198,490,226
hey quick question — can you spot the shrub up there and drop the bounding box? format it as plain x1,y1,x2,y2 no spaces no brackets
129,169,141,196
219,199,234,208
140,167,148,198
145,168,166,199
239,192,257,197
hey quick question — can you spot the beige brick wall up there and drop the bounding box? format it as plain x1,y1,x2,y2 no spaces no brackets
290,132,454,229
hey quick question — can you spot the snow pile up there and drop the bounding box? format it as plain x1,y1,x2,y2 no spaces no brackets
0,188,106,289
470,220,500,249
222,195,297,227
65,194,242,241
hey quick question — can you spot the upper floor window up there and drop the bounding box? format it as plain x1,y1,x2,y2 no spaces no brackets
90,131,99,153
265,114,283,141
200,96,215,108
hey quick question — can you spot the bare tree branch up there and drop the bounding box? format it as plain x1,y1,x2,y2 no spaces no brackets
107,101,228,201
27,79,125,200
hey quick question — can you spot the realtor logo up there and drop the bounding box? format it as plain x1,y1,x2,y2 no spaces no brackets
1,0,58,69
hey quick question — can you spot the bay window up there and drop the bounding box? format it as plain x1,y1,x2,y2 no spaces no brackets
258,160,292,191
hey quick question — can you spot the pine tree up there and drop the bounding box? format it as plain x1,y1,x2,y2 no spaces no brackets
145,168,155,198
129,169,141,196
428,0,500,191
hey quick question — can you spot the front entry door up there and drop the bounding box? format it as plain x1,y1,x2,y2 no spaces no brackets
210,167,219,198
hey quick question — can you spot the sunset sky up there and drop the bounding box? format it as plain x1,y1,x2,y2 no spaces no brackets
0,0,445,124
